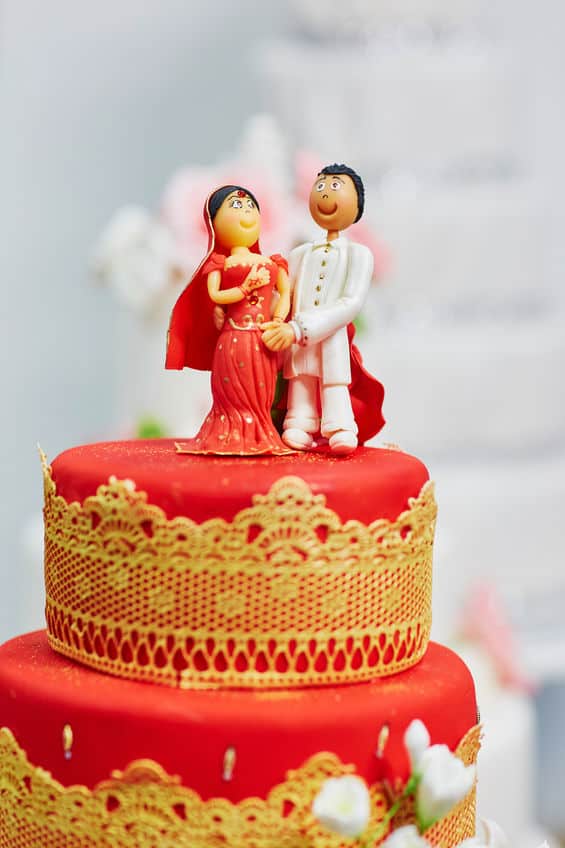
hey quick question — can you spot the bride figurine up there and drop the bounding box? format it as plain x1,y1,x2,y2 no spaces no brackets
165,185,293,455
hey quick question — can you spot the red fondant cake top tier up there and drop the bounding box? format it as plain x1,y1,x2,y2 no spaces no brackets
50,440,429,523
43,441,436,689
0,632,477,802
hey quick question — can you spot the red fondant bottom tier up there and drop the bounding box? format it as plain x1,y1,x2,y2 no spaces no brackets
0,632,477,801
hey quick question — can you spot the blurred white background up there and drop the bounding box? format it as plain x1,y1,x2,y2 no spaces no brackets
0,0,290,636
1,0,565,841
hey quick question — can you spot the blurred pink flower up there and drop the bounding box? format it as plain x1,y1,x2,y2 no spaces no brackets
294,150,390,280
160,165,292,269
461,582,534,693
348,218,391,281
160,166,219,271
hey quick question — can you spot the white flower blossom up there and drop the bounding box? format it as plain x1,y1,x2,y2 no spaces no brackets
415,744,476,831
312,775,371,838
381,825,432,848
91,206,182,314
404,719,431,772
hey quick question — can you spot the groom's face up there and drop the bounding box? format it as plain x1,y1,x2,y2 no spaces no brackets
309,173,359,233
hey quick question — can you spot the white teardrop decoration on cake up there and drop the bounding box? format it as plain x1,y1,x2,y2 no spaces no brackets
375,724,391,759
62,724,73,761
222,746,237,782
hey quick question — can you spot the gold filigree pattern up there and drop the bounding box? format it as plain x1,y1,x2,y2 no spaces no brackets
0,725,480,848
42,452,436,689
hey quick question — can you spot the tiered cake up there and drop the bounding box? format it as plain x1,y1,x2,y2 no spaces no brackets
0,440,480,846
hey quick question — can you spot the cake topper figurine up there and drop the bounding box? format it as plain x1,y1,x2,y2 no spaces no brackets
261,164,384,455
166,185,293,455
166,167,384,457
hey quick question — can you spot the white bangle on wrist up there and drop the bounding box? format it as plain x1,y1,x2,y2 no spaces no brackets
289,320,302,343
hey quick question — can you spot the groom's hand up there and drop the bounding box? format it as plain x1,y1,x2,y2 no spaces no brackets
261,321,295,351
212,305,226,331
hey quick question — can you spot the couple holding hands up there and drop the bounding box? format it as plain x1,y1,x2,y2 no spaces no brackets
166,164,384,457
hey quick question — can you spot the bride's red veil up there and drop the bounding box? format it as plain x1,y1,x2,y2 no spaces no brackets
165,187,260,372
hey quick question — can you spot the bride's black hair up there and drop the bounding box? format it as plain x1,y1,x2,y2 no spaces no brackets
208,185,260,221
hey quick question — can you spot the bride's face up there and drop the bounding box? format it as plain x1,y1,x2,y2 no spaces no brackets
213,191,260,248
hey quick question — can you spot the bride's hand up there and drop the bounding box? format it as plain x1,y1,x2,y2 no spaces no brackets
261,321,296,351
241,265,270,295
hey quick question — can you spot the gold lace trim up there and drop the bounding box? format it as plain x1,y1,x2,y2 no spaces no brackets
0,725,479,848
42,451,436,689
227,315,265,330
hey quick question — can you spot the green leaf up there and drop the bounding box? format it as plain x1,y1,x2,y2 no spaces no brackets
353,311,368,337
136,415,168,439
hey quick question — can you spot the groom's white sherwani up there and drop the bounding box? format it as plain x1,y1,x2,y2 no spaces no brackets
283,235,373,436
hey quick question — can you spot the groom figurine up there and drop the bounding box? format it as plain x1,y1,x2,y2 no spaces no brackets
262,164,384,455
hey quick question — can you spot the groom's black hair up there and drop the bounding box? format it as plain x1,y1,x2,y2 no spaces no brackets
318,164,365,222
208,185,260,221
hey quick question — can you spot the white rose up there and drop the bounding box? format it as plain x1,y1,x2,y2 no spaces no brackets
415,744,476,831
404,720,431,772
381,825,432,848
91,206,182,314
312,775,371,838
458,818,510,847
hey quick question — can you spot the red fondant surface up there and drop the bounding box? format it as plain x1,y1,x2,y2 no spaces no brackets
0,632,477,801
49,441,429,523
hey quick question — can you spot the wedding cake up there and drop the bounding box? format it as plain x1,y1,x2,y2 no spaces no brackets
0,5,555,840
0,439,482,846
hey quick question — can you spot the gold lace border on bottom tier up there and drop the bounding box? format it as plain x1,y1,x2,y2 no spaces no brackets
0,724,480,848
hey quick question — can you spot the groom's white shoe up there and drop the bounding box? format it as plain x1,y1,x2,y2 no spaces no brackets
282,428,315,451
329,430,358,455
